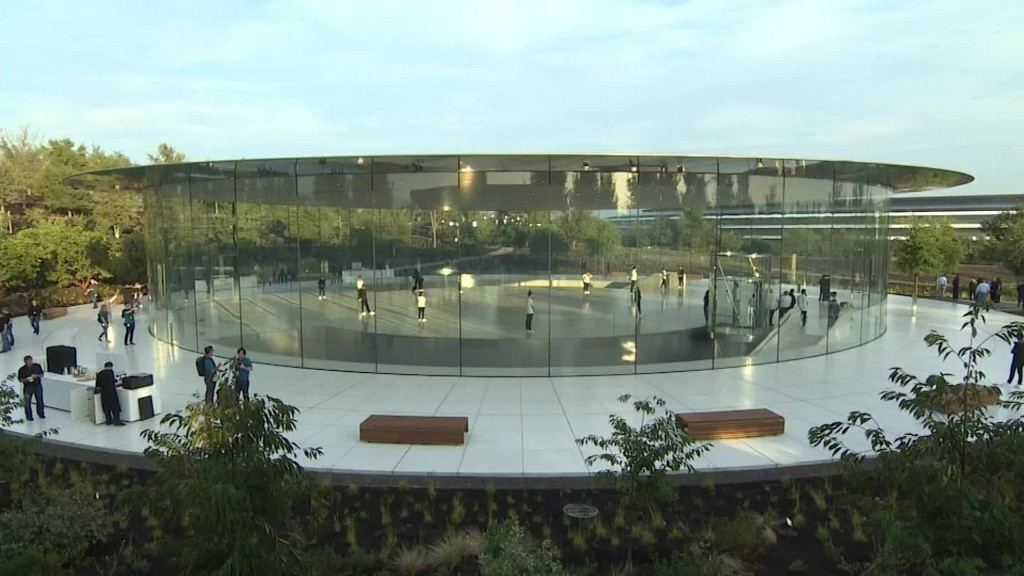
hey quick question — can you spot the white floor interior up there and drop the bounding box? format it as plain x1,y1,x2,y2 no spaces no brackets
2,295,1020,478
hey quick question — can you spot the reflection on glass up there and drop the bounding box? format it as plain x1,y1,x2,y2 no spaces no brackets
113,155,960,376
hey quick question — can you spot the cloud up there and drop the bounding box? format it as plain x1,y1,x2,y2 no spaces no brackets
0,0,1021,195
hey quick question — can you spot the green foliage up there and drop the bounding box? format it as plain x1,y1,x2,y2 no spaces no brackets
479,517,567,576
576,395,711,512
980,207,1024,278
0,546,46,576
129,382,331,576
146,143,187,164
808,306,1024,572
0,484,117,573
893,218,963,278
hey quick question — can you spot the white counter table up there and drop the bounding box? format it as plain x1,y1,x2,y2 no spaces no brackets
42,372,162,424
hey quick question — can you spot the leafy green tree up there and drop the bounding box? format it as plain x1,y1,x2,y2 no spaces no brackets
576,395,710,566
893,218,963,306
808,307,1024,573
980,207,1024,279
131,377,333,576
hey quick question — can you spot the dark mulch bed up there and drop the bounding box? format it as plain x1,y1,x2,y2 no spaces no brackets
16,455,876,576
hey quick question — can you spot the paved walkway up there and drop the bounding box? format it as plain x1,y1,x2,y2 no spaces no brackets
1,296,1020,478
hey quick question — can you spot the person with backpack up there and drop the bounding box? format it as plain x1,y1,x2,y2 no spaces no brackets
97,304,110,342
197,346,221,404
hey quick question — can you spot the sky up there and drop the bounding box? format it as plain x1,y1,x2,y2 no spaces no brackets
1,0,1022,196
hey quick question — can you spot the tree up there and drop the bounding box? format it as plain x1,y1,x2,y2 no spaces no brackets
130,372,333,576
808,307,1024,573
980,207,1024,279
576,395,710,567
893,218,963,307
146,143,186,164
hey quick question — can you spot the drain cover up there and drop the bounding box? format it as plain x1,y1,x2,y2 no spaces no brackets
563,503,599,519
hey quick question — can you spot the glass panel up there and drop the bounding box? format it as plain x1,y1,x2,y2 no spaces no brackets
712,158,780,369
827,173,866,353
636,157,716,373
373,157,461,374
547,157,635,375
458,156,552,376
778,162,833,361
236,160,302,367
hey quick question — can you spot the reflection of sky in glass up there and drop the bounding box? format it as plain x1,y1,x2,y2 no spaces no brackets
612,172,632,214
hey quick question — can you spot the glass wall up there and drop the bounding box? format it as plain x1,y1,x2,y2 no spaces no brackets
128,155,921,376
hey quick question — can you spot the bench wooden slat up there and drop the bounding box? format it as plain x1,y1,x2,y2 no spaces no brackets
676,409,785,440
359,414,469,446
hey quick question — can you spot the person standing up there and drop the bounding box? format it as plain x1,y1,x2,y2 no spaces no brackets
974,278,991,308
95,361,124,425
0,310,10,353
629,266,638,297
97,304,111,342
28,299,42,335
992,278,1003,304
582,271,592,295
526,290,535,333
677,267,685,291
201,345,220,405
952,274,961,300
797,289,809,327
660,268,668,291
121,303,136,345
317,277,326,301
818,275,830,302
937,274,947,298
416,290,426,322
356,276,373,315
768,288,778,326
1017,280,1024,309
235,348,253,401
1007,338,1024,387
2,308,13,350
827,292,841,328
703,288,710,325
18,355,45,421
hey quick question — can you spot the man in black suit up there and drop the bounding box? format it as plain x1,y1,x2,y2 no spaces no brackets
17,355,45,421
95,361,123,426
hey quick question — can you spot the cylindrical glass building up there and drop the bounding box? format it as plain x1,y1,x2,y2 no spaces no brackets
73,155,972,376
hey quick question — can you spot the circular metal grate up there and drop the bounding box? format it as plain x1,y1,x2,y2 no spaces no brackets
562,503,599,520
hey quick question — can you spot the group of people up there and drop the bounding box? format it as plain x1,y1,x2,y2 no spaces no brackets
96,301,137,345
199,346,255,404
936,274,1023,308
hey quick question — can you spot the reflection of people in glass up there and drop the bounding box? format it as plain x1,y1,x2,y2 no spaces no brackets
526,291,535,332
818,275,831,302
661,269,668,291
827,292,840,328
703,289,710,324
412,269,424,292
416,290,426,322
582,271,592,295
629,266,638,296
356,276,373,315
634,286,642,316
797,289,809,327
677,267,685,291
317,277,326,300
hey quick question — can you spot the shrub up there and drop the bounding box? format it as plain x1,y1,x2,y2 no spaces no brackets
0,484,116,572
128,385,331,576
808,306,1024,571
479,517,566,576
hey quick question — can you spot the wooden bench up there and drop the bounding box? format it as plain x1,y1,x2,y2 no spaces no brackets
359,415,469,446
42,307,68,320
676,408,785,440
